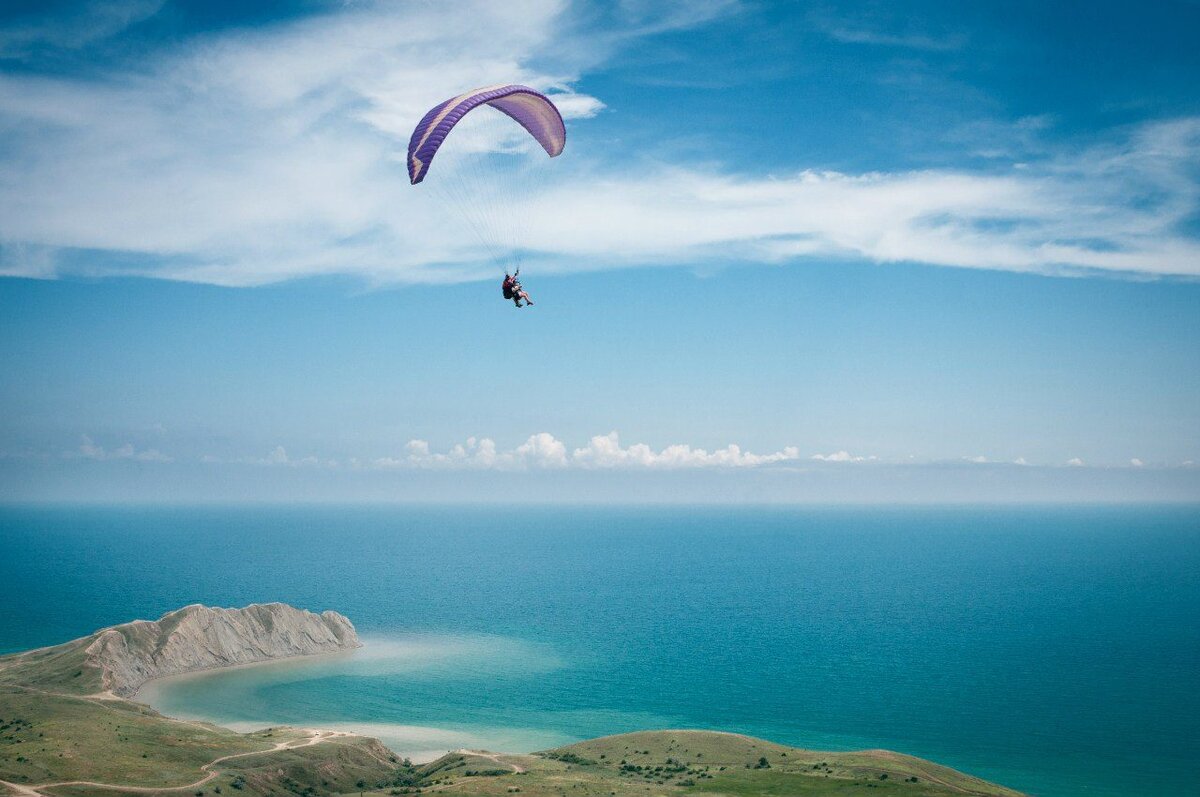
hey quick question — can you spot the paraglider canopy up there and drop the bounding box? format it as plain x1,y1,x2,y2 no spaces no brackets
407,84,566,185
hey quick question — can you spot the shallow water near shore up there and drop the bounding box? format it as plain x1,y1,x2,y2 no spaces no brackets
2,504,1198,796
137,634,580,760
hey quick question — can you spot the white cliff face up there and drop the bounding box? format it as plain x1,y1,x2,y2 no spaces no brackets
85,603,361,696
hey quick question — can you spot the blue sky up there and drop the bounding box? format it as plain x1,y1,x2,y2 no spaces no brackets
1,0,1198,502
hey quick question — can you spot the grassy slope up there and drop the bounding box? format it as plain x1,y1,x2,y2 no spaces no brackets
42,737,405,797
0,686,263,786
0,645,405,797
0,640,1025,797
368,731,1025,797
548,731,1024,796
0,640,103,696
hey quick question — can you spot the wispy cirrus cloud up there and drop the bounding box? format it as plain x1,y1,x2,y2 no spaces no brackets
0,0,165,58
0,1,1197,285
821,26,966,52
526,117,1200,279
0,0,608,283
810,7,967,51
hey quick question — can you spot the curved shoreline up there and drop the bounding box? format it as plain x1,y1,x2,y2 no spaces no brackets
129,645,361,700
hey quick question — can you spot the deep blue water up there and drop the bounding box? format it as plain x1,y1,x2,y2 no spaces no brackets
1,505,1198,796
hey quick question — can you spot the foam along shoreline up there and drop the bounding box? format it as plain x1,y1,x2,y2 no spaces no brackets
0,603,1028,796
131,646,361,699
138,655,576,763
222,720,574,764
133,631,576,762
133,630,562,708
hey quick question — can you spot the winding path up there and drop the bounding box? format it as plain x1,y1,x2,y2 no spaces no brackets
2,731,353,797
455,750,525,774
0,779,42,797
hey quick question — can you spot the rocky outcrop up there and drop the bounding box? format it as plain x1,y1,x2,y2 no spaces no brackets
84,603,360,696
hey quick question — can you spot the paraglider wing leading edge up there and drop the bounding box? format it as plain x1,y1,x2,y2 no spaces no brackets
407,84,567,185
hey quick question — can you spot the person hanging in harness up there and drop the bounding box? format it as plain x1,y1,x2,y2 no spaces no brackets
502,268,534,308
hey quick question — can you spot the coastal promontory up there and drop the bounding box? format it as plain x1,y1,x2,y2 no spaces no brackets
86,602,360,696
0,604,1026,797
0,602,359,698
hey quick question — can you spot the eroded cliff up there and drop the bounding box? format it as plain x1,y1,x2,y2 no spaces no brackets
83,602,360,696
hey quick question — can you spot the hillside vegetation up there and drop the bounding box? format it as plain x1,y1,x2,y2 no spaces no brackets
1,608,1024,797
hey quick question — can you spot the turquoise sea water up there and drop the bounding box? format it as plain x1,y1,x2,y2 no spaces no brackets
1,505,1198,796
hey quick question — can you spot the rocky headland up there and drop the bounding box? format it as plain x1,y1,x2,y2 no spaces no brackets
85,602,360,696
0,604,1026,797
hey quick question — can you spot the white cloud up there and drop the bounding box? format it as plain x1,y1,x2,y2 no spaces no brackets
517,432,571,468
387,431,799,471
0,0,607,284
265,445,290,465
0,2,1197,284
46,436,1198,473
527,119,1200,278
810,450,876,462
0,0,165,57
572,431,799,468
248,445,320,467
822,26,966,52
73,434,171,462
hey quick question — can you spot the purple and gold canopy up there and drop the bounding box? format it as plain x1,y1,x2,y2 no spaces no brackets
407,84,567,185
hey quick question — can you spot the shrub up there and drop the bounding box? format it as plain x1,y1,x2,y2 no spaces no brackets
544,752,596,766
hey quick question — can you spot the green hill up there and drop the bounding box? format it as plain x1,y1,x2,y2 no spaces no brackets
1,612,1025,797
0,641,103,697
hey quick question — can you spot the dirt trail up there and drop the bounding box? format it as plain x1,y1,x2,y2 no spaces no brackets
456,750,526,774
8,684,241,733
17,730,353,796
0,779,43,797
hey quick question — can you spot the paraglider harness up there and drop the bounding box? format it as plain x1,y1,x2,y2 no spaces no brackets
502,270,521,301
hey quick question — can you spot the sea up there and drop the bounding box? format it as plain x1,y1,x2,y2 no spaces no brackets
1,504,1197,797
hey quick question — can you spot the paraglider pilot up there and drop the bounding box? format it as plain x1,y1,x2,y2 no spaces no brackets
502,268,534,308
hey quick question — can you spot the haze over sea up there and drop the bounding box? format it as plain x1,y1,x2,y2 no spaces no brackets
2,505,1197,797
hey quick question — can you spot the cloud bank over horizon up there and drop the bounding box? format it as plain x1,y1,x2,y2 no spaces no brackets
390,431,802,470
0,0,1198,285
19,431,1182,474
